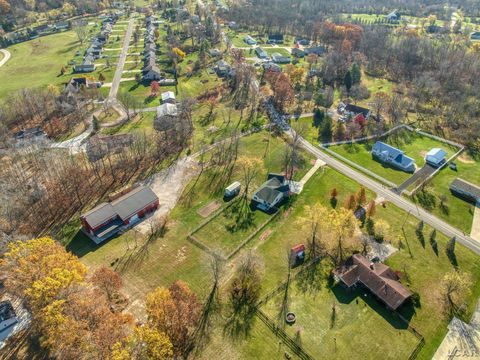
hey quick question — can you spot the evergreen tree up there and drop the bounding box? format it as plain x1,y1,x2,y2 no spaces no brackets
313,108,324,128
319,116,333,143
344,70,353,93
351,63,361,85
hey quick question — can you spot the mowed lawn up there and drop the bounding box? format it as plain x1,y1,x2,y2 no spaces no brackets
262,281,419,360
195,207,271,257
328,129,459,186
235,166,480,359
0,31,86,99
414,152,480,233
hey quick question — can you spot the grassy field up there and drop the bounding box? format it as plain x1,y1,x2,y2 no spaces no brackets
0,31,85,99
412,152,480,233
235,165,480,360
118,69,222,104
328,129,459,186
263,47,291,57
262,280,420,360
195,206,272,258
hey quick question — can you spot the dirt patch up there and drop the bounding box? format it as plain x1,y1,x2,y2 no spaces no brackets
457,152,475,164
135,157,200,234
197,200,221,218
259,229,272,242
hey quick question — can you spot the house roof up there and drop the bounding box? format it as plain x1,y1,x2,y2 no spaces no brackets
0,301,16,322
111,186,158,221
373,141,415,168
157,103,178,117
450,178,480,200
426,148,447,163
161,91,175,102
345,104,370,117
81,186,159,228
335,254,412,310
253,174,289,206
268,34,284,41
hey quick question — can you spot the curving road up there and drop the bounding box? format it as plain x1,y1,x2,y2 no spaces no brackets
0,49,11,67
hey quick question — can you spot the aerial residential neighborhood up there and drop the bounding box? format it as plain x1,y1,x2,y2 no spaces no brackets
1,0,480,359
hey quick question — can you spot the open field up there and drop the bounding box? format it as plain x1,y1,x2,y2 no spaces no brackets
0,31,84,99
262,47,291,57
328,129,459,185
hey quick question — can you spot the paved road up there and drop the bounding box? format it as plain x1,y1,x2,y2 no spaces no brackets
0,49,11,67
109,17,135,99
292,130,480,255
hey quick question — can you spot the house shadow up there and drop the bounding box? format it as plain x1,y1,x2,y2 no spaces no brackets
66,229,101,258
331,284,415,329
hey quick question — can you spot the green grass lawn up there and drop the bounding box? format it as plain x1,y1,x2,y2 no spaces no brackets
263,47,291,57
328,129,459,186
412,152,480,233
118,69,222,104
0,31,86,99
262,280,420,360
195,207,272,257
236,164,480,360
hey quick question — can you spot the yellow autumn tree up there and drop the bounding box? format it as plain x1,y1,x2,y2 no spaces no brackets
326,207,360,264
297,203,330,259
441,271,472,316
111,326,173,360
1,237,87,311
172,47,186,59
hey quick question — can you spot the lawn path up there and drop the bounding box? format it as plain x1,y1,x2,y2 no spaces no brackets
0,49,11,67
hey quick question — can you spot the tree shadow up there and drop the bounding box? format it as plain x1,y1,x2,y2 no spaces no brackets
223,305,257,341
295,262,324,295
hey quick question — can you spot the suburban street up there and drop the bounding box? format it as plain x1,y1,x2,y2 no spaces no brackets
294,132,480,255
108,16,135,100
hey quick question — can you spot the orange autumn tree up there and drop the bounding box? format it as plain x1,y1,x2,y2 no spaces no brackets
146,281,201,358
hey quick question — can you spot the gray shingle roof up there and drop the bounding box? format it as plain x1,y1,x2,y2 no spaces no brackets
81,186,158,227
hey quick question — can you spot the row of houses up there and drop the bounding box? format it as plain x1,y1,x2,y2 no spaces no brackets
142,15,176,86
74,16,118,73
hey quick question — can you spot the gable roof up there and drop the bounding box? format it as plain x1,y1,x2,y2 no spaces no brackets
81,186,159,228
157,103,178,117
372,141,415,169
345,104,370,117
161,91,175,102
426,148,447,163
335,254,412,310
253,174,289,205
450,178,480,201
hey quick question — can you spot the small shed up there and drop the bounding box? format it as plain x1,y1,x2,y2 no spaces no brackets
224,181,241,198
425,148,447,168
290,244,305,267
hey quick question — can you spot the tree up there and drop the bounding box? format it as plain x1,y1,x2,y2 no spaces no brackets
0,0,11,14
118,91,139,120
326,207,360,264
371,92,390,120
112,326,173,360
229,251,264,312
73,20,88,45
356,187,366,206
344,70,353,93
92,115,99,132
344,194,356,210
441,271,472,316
366,200,376,218
91,266,123,307
446,236,457,266
334,122,346,141
319,116,333,142
297,204,329,260
146,281,201,358
172,47,186,60
313,108,324,128
351,62,361,84
98,73,106,82
150,80,160,96
0,237,87,311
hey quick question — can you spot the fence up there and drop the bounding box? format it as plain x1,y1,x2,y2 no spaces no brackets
226,210,280,259
255,309,315,360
